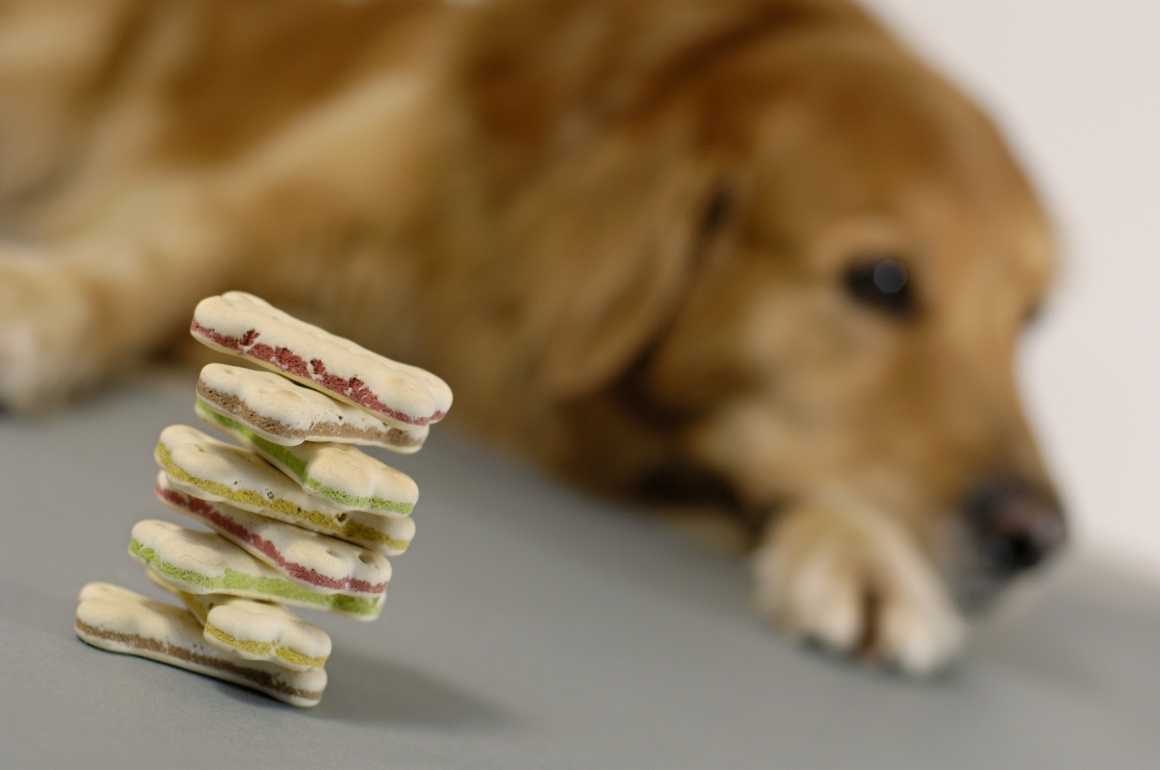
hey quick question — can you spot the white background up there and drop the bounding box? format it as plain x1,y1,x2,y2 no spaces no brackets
864,0,1160,582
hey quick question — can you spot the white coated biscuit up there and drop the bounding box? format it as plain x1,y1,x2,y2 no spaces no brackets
195,403,418,515
205,599,332,671
75,582,326,707
146,573,331,672
156,424,415,555
191,292,452,429
155,472,394,594
129,519,384,620
196,363,428,452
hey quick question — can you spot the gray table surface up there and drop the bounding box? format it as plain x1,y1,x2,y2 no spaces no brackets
2,370,1158,769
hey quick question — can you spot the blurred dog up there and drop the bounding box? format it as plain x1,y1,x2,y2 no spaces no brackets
0,0,1066,672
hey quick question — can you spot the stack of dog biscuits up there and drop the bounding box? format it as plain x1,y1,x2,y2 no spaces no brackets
75,292,451,707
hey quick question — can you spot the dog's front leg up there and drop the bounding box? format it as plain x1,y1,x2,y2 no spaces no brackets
0,176,257,410
753,486,964,675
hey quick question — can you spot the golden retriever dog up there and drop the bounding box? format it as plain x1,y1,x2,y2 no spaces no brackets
0,0,1066,673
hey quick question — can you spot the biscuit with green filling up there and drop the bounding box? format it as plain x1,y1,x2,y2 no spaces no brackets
129,519,384,620
195,403,418,515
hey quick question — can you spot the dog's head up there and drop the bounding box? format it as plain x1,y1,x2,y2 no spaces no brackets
452,0,1066,612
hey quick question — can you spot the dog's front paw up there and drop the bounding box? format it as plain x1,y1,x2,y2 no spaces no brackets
0,250,96,411
753,491,964,675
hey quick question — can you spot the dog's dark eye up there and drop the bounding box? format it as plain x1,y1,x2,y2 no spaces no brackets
843,256,915,316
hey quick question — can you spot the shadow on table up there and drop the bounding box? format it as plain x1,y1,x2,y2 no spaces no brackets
214,647,512,729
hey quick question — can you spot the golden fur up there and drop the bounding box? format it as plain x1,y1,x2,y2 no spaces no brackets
0,0,1065,673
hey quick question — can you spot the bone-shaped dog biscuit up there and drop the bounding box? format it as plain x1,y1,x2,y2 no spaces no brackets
75,582,326,707
191,292,452,429
204,599,331,671
195,402,418,515
129,519,384,620
196,363,428,451
155,472,394,594
146,572,331,671
156,424,415,554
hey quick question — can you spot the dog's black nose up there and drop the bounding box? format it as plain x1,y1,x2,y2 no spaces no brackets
963,479,1067,576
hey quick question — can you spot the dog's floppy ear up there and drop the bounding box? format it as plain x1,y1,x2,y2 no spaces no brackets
456,0,822,401
509,138,730,400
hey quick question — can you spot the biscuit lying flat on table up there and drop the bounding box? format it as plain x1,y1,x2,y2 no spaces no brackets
76,582,326,707
156,472,394,594
197,363,428,452
156,424,415,555
146,573,331,671
129,519,385,620
191,292,452,429
196,402,418,515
